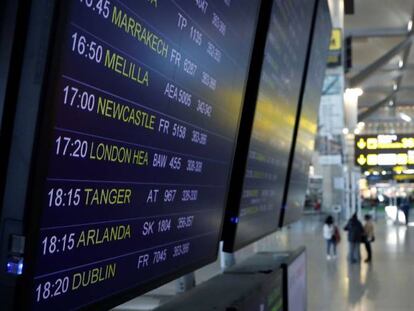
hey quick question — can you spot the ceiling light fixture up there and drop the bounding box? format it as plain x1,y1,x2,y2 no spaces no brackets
408,20,413,32
344,88,363,102
393,84,398,91
342,128,349,135
399,60,404,69
345,88,363,97
400,112,412,122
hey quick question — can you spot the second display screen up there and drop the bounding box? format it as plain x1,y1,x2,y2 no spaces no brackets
229,0,316,250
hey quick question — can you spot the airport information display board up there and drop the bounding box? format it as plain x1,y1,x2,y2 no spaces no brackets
222,0,315,251
282,0,331,226
21,1,260,309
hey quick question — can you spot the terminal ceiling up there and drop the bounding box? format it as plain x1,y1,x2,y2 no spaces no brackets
345,0,414,134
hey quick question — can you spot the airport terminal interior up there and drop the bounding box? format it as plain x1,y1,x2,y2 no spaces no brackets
1,0,414,310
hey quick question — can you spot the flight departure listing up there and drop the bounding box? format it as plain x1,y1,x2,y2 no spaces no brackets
28,0,260,309
231,0,315,250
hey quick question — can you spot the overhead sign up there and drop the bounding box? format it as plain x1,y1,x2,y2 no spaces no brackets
329,28,342,51
327,28,342,67
395,174,414,181
355,134,414,167
357,136,414,151
357,152,414,166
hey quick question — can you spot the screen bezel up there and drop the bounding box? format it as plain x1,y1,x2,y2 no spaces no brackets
15,1,262,310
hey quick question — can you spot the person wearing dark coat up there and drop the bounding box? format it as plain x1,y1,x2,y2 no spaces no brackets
401,199,410,225
344,213,364,263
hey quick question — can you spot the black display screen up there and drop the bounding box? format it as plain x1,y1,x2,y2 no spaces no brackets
23,1,260,309
223,0,315,251
282,0,332,226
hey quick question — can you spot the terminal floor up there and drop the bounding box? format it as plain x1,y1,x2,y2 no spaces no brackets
117,215,414,311
286,215,414,311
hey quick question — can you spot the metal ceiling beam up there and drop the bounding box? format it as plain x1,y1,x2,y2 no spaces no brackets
364,120,411,124
359,100,414,109
348,35,413,88
363,86,414,93
382,63,414,72
363,116,413,122
348,63,414,73
358,91,396,121
390,100,414,106
353,10,414,125
393,8,414,109
396,40,413,87
346,27,408,38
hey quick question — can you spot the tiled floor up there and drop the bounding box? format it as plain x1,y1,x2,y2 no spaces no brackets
117,214,414,310
285,215,414,311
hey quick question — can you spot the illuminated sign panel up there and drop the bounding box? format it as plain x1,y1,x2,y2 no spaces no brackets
356,135,414,151
327,28,341,67
21,1,260,310
329,28,341,51
355,134,414,167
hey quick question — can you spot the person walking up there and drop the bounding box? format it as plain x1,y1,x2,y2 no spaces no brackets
323,215,337,260
344,213,364,264
402,199,410,225
363,214,375,263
